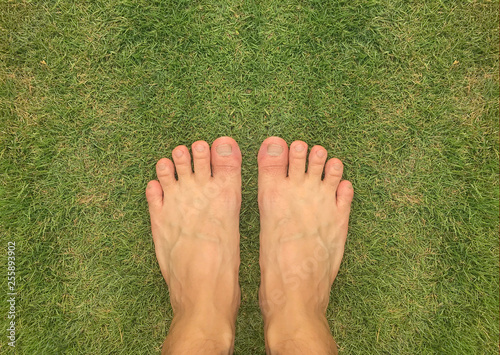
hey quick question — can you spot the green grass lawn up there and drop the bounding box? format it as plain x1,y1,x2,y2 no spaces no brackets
1,0,498,353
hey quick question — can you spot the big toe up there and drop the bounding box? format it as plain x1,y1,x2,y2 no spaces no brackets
210,137,242,179
258,137,289,182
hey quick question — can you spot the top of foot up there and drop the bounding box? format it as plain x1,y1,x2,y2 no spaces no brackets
145,137,242,351
257,137,353,353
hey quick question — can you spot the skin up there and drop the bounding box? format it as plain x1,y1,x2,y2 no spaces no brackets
146,136,353,355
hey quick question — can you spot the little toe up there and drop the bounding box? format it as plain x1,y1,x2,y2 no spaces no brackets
156,158,176,189
336,180,354,210
258,137,289,182
172,145,192,179
288,141,308,182
211,137,242,178
192,140,211,182
307,145,328,179
323,158,344,190
145,180,163,211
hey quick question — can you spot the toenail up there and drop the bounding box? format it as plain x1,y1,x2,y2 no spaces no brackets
147,182,153,189
294,144,305,152
174,150,183,158
195,144,205,152
316,149,326,158
158,163,167,171
216,144,232,156
333,163,342,170
267,144,283,156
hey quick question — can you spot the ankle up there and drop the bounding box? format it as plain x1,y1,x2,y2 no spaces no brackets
264,311,337,355
163,312,235,354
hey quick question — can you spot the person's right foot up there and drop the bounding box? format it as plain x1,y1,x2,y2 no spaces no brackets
257,137,354,355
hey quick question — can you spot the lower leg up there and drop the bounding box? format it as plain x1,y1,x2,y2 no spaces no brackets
161,269,239,354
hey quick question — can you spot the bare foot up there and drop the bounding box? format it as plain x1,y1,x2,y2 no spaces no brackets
146,137,242,355
258,137,354,355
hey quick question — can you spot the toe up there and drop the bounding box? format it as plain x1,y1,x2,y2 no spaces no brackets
211,137,242,178
145,180,163,211
337,180,354,210
323,158,343,190
156,158,176,188
192,140,211,182
288,141,308,182
258,137,289,181
307,145,328,179
172,145,192,179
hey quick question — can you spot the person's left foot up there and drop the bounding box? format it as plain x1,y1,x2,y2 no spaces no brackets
146,137,242,354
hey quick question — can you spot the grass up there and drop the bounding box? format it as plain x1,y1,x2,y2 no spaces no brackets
1,0,498,353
